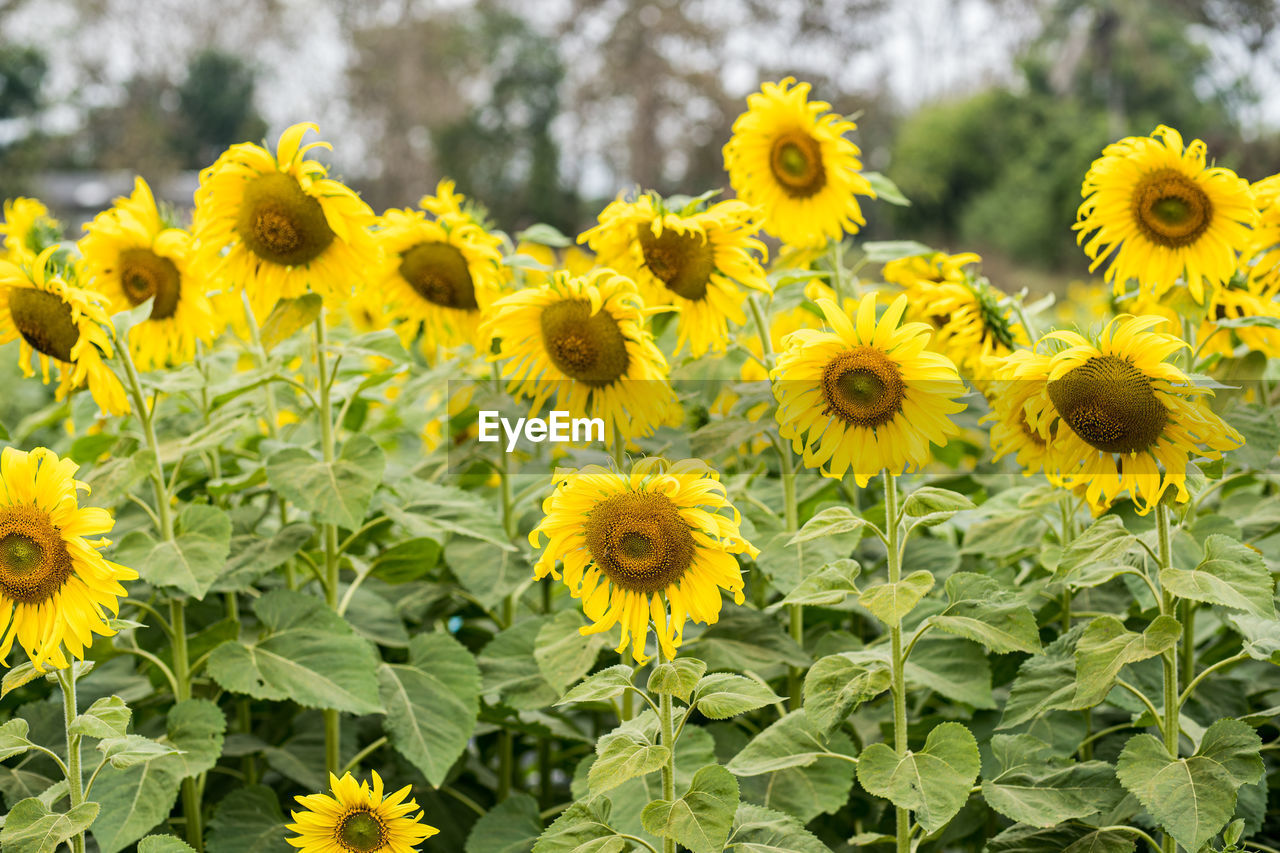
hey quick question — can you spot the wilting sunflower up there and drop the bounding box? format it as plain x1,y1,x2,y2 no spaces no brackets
287,771,437,853
374,180,507,350
1075,125,1256,303
1020,316,1241,514
580,192,768,357
79,177,219,370
193,122,378,318
772,291,966,486
0,198,61,262
723,77,874,248
481,268,679,440
1247,174,1280,296
530,457,756,665
983,349,1058,478
0,247,129,415
0,447,137,670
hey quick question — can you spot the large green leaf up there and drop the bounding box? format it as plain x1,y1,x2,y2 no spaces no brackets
69,696,131,740
642,765,739,853
212,522,314,594
1159,535,1276,619
980,734,1125,827
787,507,872,545
736,730,858,824
207,589,382,714
96,734,179,769
266,434,385,529
855,721,980,833
205,785,292,853
779,559,861,607
1000,626,1085,729
929,572,1042,654
1074,615,1180,707
726,710,846,776
686,608,809,673
802,654,891,734
725,803,832,853
378,632,480,786
479,616,560,710
532,799,627,853
648,658,707,703
905,637,994,708
0,718,34,761
535,611,607,695
1115,719,1263,852
558,666,635,706
115,504,232,600
466,792,542,853
691,674,780,720
858,571,935,627
0,798,99,853
986,823,1135,853
1052,516,1139,589
588,720,670,795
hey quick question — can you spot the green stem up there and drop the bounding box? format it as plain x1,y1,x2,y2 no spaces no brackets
612,424,636,722
497,728,514,801
58,668,86,853
315,316,342,780
242,290,282,437
828,239,847,305
781,446,803,709
884,470,910,853
1155,502,1178,853
1180,600,1195,692
658,649,676,853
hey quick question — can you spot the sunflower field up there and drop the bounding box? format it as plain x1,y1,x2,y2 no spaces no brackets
0,75,1279,853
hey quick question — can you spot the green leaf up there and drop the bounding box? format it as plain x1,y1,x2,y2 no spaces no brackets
535,611,607,695
858,571,934,627
212,522,314,594
69,696,131,740
802,654,891,734
735,729,857,824
1159,535,1276,619
138,836,197,853
855,721,980,834
901,486,975,525
905,637,994,708
391,482,516,549
1074,615,1180,707
466,792,542,853
987,823,1135,853
691,674,780,719
862,240,934,262
1,662,43,699
205,785,292,853
980,734,1125,827
930,572,1042,654
258,292,323,352
648,658,707,703
377,632,479,786
726,710,841,776
0,798,99,853
687,608,809,673
207,589,382,714
779,559,861,607
1052,516,1139,589
863,171,911,207
1227,403,1280,469
558,665,635,706
1225,612,1280,663
370,537,441,583
532,799,626,853
516,222,573,248
725,803,832,853
1000,626,1085,729
1115,719,1263,852
115,504,233,600
97,735,180,769
479,616,560,710
642,765,739,853
787,506,872,545
589,724,671,795
0,718,34,761
265,434,386,529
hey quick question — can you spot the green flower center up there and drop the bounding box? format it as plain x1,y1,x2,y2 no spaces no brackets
540,298,631,386
769,131,826,198
118,248,182,320
821,346,905,428
237,171,336,266
1047,354,1168,454
398,241,478,310
638,227,714,301
7,287,80,363
0,506,74,605
1132,168,1213,249
336,810,386,853
584,491,696,593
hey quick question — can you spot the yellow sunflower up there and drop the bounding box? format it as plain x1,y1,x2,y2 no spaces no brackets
580,192,768,357
983,349,1058,478
0,198,61,262
1200,282,1280,359
771,291,967,487
79,177,220,370
287,771,437,853
530,457,756,665
0,247,129,415
881,251,980,290
0,447,137,671
481,268,679,440
723,77,874,248
374,180,508,350
1247,174,1280,296
1075,125,1256,304
192,122,378,318
1019,316,1241,514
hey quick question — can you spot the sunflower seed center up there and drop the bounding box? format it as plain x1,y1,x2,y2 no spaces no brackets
1047,354,1168,454
118,248,182,319
821,346,905,427
0,506,75,604
584,491,696,593
540,298,631,386
7,287,79,362
398,241,478,310
237,171,336,266
336,809,386,853
1132,168,1213,249
769,131,826,198
638,227,714,301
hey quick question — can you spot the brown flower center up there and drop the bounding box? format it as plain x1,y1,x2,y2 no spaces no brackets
1132,168,1213,249
638,227,714,301
335,809,386,853
584,491,696,593
0,505,75,605
398,241,478,310
1047,355,1168,454
118,248,182,320
769,130,826,198
821,346,905,427
540,299,630,386
237,171,335,266
7,287,79,362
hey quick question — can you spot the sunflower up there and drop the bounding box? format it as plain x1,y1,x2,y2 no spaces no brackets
1018,316,1241,514
1247,174,1280,296
481,268,679,440
79,177,219,370
1200,281,1280,359
1075,125,1256,304
723,77,874,248
881,251,980,290
530,457,756,665
193,122,378,318
287,771,437,853
0,198,61,262
580,192,768,357
983,349,1058,478
0,447,137,670
0,247,129,415
374,180,508,350
771,291,966,487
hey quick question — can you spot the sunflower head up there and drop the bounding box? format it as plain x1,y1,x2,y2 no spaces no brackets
1075,125,1257,303
0,447,137,670
530,457,756,665
193,122,378,318
1247,174,1280,297
0,198,62,263
723,77,874,248
287,771,438,853
881,251,980,290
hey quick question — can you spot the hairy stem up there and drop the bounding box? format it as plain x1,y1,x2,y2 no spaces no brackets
58,668,86,853
658,649,676,853
884,470,910,853
1155,502,1179,853
315,316,342,780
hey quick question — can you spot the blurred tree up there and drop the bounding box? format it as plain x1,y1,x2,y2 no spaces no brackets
0,43,47,196
173,50,268,169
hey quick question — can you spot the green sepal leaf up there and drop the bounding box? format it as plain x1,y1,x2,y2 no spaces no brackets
858,571,935,627
855,721,980,833
691,673,780,719
641,765,739,853
1074,615,1180,707
648,658,707,703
